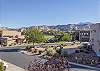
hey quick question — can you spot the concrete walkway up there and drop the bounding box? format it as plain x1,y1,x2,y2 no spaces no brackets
6,62,26,71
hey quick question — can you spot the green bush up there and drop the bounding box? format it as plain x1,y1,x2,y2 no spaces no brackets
25,46,33,52
0,62,4,71
61,33,72,41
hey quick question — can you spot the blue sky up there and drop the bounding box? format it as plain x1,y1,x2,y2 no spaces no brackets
0,0,100,28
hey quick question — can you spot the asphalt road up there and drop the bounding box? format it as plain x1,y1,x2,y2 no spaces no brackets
0,47,99,71
0,47,41,69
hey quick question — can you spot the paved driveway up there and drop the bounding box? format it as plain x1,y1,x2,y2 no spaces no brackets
0,47,39,69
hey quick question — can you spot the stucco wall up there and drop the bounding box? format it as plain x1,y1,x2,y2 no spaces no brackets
90,23,100,54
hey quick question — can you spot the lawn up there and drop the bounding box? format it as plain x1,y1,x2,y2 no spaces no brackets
44,35,54,40
56,41,65,44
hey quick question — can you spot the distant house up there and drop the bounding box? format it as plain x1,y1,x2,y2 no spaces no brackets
79,30,90,42
71,30,90,42
90,23,100,56
0,28,25,46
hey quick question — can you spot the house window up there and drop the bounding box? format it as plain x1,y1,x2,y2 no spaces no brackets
87,33,88,35
81,33,83,35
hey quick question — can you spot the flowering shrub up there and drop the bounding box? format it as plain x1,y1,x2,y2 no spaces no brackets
28,56,70,71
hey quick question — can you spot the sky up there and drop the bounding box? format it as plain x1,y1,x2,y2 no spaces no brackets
0,0,100,28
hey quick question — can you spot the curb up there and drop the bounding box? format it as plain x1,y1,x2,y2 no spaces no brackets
69,62,100,70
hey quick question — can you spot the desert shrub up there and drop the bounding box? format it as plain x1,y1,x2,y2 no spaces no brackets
31,48,38,53
25,46,32,51
38,50,42,54
46,46,56,56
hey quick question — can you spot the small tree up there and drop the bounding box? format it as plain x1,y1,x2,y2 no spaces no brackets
24,28,46,45
62,33,72,41
54,31,72,42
